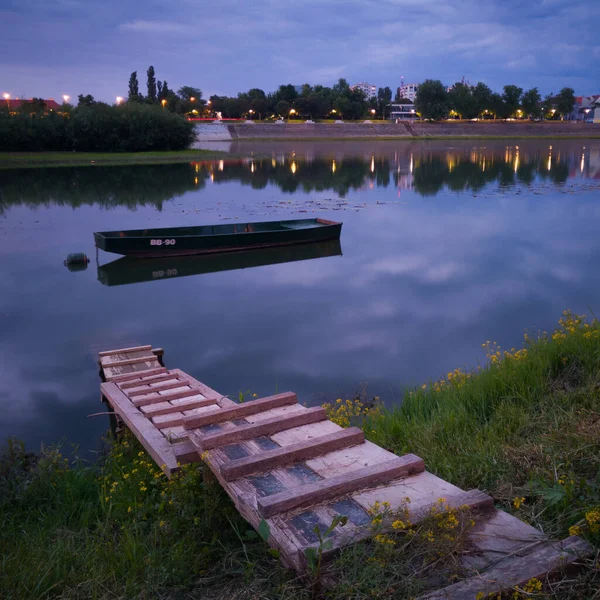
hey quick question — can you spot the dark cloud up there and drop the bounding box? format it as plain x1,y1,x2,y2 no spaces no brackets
1,0,597,102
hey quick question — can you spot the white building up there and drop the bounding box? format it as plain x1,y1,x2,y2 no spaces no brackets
397,83,419,102
352,82,377,100
389,103,417,121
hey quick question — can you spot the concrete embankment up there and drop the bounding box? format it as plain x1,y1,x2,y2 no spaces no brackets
223,121,599,140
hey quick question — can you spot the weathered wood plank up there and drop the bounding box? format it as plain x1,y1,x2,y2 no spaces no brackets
100,382,178,476
419,536,594,600
173,439,201,464
182,392,298,430
142,397,218,417
128,379,188,397
302,488,495,568
98,345,152,357
109,367,167,383
119,372,178,389
101,355,159,368
258,454,425,518
189,407,327,451
133,388,207,407
221,427,365,482
153,403,221,429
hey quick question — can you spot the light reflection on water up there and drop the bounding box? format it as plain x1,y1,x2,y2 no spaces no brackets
0,140,599,455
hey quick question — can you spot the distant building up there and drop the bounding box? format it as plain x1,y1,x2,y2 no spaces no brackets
351,82,377,100
1,98,62,112
389,103,417,121
572,95,600,122
396,83,418,102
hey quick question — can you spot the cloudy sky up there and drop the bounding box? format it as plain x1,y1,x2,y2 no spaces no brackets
1,0,599,102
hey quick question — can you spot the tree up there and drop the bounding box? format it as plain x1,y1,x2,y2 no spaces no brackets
448,82,477,118
273,84,297,105
542,93,555,119
77,94,96,107
377,86,392,119
414,80,448,120
472,82,493,117
521,87,541,119
275,100,290,117
128,71,140,101
178,86,202,101
332,96,351,118
332,78,350,96
556,87,575,119
502,85,523,118
489,93,505,119
146,66,157,103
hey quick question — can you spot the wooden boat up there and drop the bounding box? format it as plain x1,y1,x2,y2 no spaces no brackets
94,218,342,258
97,240,342,286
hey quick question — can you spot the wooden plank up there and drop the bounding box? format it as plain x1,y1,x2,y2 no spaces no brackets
173,439,201,464
298,488,495,568
419,536,594,600
119,372,178,389
109,367,167,383
98,345,152,357
154,404,221,430
258,454,425,518
182,392,298,430
100,382,178,476
101,355,159,368
127,379,188,397
142,397,218,417
189,407,328,451
133,388,207,407
221,427,365,482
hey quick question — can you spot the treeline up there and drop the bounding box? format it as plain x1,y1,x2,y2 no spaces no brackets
0,103,194,152
208,81,394,119
415,80,577,121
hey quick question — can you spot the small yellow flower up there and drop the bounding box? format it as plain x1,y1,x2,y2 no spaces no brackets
138,451,144,457
569,525,582,536
159,520,166,528
127,506,132,513
513,497,525,510
123,473,130,479
140,486,147,492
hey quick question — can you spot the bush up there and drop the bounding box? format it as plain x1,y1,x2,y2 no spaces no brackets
0,104,195,152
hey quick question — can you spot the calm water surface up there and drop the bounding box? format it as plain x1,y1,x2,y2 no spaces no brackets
1,140,599,455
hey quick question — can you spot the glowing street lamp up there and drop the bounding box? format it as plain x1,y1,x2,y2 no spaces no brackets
3,93,10,111
289,108,296,116
116,96,123,105
161,99,167,109
370,109,376,116
62,94,70,103
190,97,196,102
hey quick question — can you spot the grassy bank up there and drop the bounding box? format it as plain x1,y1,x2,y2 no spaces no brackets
2,310,599,599
0,149,229,169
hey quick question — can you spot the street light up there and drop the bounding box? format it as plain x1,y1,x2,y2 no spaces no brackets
116,96,123,105
370,108,376,118
190,97,195,102
289,108,296,116
161,99,167,109
3,93,10,111
62,94,70,103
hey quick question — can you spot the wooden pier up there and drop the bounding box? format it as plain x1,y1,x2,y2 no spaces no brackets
99,346,592,596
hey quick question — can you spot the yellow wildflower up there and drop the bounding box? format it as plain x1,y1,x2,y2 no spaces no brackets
513,497,525,510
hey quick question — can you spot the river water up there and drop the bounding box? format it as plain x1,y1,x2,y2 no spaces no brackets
1,140,599,455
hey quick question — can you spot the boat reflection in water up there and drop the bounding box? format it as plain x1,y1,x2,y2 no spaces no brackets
97,239,342,287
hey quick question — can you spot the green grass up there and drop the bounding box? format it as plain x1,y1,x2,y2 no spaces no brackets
366,311,600,545
0,149,229,169
2,309,600,599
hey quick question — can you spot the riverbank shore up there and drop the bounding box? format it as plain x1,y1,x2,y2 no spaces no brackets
0,149,228,169
2,310,599,599
226,121,600,140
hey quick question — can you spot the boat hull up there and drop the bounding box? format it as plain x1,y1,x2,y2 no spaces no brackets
94,218,342,258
